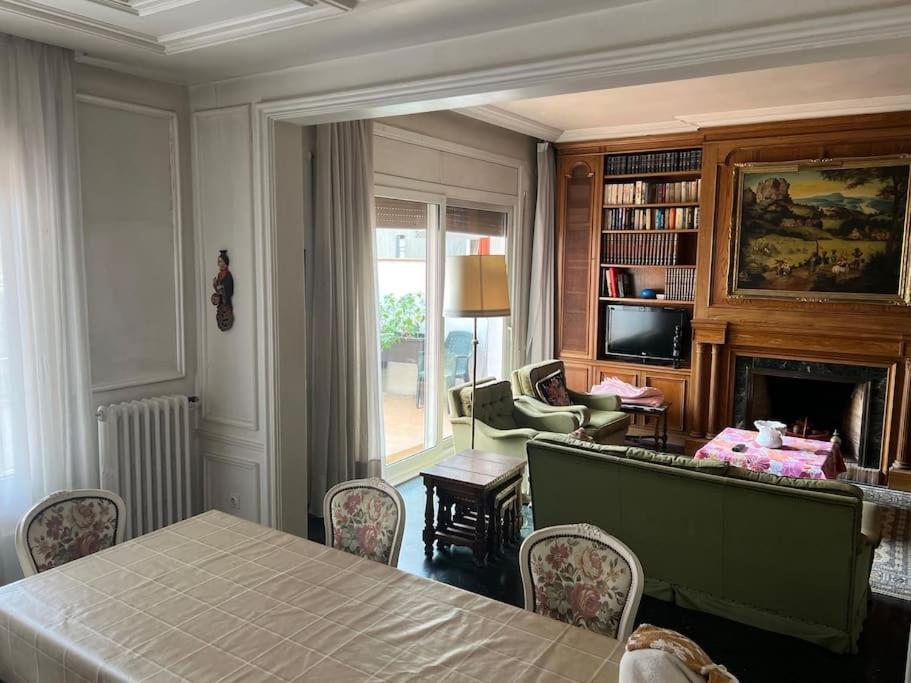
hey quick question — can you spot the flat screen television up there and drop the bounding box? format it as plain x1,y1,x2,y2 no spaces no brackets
605,305,690,363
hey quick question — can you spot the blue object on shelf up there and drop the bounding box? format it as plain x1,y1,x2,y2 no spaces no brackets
640,288,657,299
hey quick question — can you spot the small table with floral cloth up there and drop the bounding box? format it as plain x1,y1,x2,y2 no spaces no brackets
0,509,626,682
694,426,846,480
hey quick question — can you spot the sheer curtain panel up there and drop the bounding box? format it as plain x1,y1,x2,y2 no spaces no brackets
308,120,383,515
526,142,555,362
0,35,95,584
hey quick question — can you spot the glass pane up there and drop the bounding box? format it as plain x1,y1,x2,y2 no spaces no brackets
443,206,508,439
376,198,432,464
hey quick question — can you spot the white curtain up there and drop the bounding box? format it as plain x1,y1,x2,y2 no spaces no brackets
0,35,96,584
308,120,383,515
526,142,555,362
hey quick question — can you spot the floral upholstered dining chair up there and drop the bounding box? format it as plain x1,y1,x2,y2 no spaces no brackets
519,523,644,641
15,489,126,577
323,478,406,566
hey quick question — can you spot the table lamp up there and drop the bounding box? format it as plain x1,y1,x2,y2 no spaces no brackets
443,254,511,449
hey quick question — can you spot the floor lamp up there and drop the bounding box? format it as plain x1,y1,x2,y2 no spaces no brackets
443,254,511,450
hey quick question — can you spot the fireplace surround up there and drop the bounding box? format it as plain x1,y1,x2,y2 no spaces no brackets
733,356,888,469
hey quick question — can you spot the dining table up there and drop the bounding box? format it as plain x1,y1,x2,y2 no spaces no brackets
0,510,625,682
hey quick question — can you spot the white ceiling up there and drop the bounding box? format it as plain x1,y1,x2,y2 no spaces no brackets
0,0,637,82
461,53,911,142
2,0,911,131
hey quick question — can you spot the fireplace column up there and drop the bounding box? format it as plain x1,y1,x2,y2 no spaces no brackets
706,344,722,438
689,342,707,438
890,358,911,492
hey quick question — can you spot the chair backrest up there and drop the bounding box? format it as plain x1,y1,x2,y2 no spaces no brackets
511,359,565,399
446,376,497,419
444,330,474,355
323,478,406,566
456,379,519,431
15,489,126,577
519,523,644,641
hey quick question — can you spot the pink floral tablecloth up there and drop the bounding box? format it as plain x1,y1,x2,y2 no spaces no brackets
694,427,846,480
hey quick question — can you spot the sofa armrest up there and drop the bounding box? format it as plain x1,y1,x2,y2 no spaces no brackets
515,395,589,422
450,416,538,441
860,501,882,548
568,390,621,412
513,402,580,433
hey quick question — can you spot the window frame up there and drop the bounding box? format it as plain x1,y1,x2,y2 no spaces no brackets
375,186,515,484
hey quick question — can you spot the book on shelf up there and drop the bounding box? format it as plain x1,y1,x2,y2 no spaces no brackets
604,179,700,205
605,148,702,175
664,267,696,301
604,206,699,230
602,232,680,266
602,267,633,298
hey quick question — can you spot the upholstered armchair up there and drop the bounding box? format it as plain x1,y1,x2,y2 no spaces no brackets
511,360,630,445
447,378,582,490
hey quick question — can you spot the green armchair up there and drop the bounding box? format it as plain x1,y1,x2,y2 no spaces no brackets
447,378,582,492
511,360,630,445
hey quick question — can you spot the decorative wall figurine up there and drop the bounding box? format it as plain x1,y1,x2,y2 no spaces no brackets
211,249,235,331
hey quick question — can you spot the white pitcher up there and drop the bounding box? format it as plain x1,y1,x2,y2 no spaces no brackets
754,420,787,448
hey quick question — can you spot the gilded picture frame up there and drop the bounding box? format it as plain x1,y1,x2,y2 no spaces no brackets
728,155,911,304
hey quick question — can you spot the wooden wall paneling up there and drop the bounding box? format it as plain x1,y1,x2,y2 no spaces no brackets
556,155,599,359
642,371,687,433
563,361,592,393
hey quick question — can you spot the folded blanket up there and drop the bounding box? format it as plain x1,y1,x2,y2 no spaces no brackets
625,624,738,683
591,376,664,406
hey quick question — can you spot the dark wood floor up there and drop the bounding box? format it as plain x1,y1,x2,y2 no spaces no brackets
310,476,911,683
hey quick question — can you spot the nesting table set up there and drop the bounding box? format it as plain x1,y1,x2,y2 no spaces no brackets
421,450,525,566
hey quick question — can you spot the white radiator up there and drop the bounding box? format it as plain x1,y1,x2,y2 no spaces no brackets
97,395,196,539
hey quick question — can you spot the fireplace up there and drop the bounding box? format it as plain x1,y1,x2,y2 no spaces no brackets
733,357,888,469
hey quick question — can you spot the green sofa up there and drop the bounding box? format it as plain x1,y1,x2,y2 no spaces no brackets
526,434,881,653
511,360,630,444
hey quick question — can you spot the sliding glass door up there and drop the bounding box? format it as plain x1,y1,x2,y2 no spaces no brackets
375,194,510,465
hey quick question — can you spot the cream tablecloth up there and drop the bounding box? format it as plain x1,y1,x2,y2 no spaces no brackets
0,510,623,682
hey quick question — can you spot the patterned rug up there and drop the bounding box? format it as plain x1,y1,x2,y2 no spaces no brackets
858,483,911,601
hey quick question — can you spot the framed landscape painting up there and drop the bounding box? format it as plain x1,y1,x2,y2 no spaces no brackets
729,155,911,304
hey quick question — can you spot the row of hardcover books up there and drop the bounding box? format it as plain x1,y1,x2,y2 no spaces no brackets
602,233,680,265
604,180,700,205
665,268,696,301
603,206,700,231
602,267,633,298
605,149,702,175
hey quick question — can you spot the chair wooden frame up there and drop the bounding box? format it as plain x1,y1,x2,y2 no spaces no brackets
519,523,644,641
15,489,127,577
323,477,406,567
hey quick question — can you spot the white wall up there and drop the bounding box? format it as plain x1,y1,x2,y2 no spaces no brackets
76,64,197,409
192,105,270,525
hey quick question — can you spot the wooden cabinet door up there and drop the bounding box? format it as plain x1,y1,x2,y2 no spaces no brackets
562,362,592,393
556,157,599,359
595,366,638,388
642,373,688,433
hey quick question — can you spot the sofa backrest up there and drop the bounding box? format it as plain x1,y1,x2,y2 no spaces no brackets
526,435,865,632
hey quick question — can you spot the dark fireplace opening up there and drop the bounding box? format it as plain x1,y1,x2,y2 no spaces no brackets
746,372,869,461
733,356,888,470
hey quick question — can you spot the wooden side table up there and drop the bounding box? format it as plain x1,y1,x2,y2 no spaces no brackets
421,450,525,566
619,402,670,450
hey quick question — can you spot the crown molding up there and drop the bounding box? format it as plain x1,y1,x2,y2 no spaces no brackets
456,105,562,142
557,120,697,142
678,94,911,128
461,95,911,143
0,0,351,54
86,0,202,17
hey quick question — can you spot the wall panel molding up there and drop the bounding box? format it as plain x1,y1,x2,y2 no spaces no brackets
77,94,186,393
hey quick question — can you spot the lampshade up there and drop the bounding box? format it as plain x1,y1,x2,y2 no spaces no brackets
443,255,511,318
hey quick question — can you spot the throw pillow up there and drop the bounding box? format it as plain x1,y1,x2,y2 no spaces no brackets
535,370,572,407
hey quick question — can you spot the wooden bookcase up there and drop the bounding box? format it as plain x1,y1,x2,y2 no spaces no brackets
555,137,706,444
